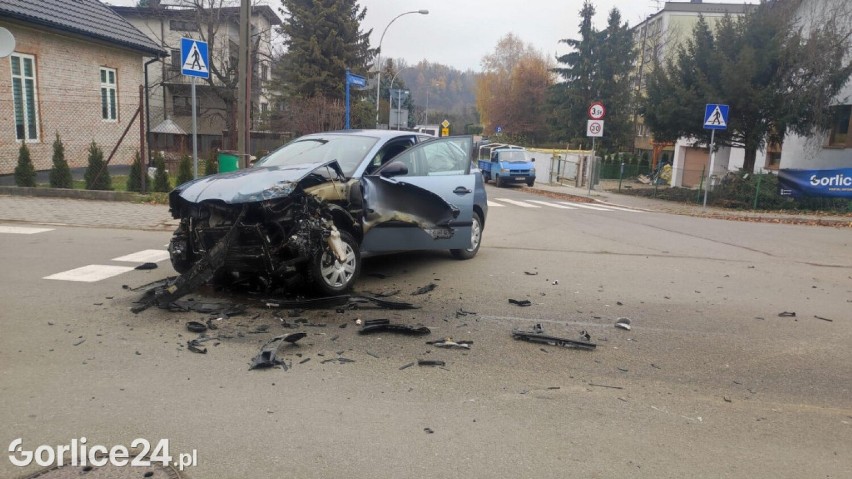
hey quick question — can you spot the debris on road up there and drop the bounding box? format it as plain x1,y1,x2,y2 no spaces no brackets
508,299,532,307
248,334,304,370
320,357,355,364
187,339,208,354
814,315,834,322
72,338,86,346
186,321,207,333
134,262,158,270
265,295,350,309
417,359,446,367
455,308,477,318
588,383,623,390
170,300,247,317
399,362,415,370
358,319,430,336
350,295,420,310
615,318,632,330
411,283,437,295
512,324,596,350
778,311,797,318
524,271,538,276
423,427,434,434
426,338,472,349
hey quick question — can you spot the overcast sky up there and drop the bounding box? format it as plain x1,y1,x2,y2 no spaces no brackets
108,0,759,72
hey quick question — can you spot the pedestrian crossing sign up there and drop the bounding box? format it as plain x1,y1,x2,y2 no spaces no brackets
180,38,209,79
704,104,729,130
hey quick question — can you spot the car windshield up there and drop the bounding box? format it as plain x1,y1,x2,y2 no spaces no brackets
254,134,379,177
497,150,526,162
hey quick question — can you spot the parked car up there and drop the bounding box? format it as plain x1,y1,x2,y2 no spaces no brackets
167,130,487,295
477,143,536,187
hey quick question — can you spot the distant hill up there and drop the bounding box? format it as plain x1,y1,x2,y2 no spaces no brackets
394,59,479,117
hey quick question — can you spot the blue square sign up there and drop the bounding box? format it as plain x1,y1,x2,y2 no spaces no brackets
704,104,729,130
180,38,209,79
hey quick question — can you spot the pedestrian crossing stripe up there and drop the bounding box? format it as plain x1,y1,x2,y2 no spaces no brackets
44,265,136,283
486,201,505,207
526,200,576,209
493,198,540,208
0,225,54,234
558,201,613,211
112,249,171,263
488,198,644,212
594,203,645,213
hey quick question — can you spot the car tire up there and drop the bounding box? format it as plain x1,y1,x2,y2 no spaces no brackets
451,211,483,260
495,175,504,187
309,230,360,295
526,179,535,187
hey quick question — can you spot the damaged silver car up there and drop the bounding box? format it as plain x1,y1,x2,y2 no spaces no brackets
167,131,487,295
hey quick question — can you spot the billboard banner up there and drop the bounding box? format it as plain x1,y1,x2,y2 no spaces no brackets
778,168,852,198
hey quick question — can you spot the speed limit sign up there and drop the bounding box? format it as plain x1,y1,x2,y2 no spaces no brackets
588,101,605,120
587,119,604,137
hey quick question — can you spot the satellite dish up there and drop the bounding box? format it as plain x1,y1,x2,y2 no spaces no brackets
0,28,15,58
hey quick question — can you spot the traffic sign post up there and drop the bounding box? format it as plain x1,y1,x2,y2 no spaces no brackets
588,101,606,120
586,118,604,193
181,38,209,179
345,70,367,129
702,104,729,208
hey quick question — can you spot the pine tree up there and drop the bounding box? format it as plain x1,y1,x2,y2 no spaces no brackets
14,143,36,187
49,133,73,188
176,155,193,186
126,151,143,192
277,0,373,99
152,153,171,192
84,141,111,190
203,150,218,176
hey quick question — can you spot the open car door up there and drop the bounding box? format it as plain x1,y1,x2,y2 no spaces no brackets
360,136,476,252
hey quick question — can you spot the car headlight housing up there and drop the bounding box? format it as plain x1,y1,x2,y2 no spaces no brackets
500,168,509,173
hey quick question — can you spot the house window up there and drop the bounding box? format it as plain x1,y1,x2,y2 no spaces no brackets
173,95,199,116
100,67,117,121
169,20,198,32
827,105,851,148
171,49,181,69
10,53,40,141
261,64,268,81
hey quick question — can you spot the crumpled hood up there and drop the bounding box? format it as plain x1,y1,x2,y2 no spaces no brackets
172,161,342,204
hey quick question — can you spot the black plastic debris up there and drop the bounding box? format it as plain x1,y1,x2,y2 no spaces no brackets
417,359,445,367
186,321,207,333
187,339,207,354
524,271,538,276
248,334,305,370
778,311,797,317
206,318,219,330
512,324,596,350
508,299,532,307
358,319,430,336
365,289,401,298
455,308,477,318
350,295,420,310
399,362,415,370
321,357,356,364
368,272,391,279
411,283,437,295
814,315,834,322
426,338,473,349
134,262,158,270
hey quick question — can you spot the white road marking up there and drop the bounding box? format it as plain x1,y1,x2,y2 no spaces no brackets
112,249,170,263
493,198,540,208
526,200,577,209
44,265,136,283
594,203,645,213
558,202,613,211
0,226,54,234
487,201,505,207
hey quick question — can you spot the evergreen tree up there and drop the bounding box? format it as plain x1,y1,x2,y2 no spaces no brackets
84,141,111,190
49,133,72,188
176,155,193,186
276,0,373,99
203,150,218,176
152,153,171,192
126,151,143,192
14,143,36,187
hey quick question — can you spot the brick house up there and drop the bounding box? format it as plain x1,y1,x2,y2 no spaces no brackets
0,0,164,175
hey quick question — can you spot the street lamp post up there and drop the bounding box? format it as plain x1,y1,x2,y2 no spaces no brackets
374,9,428,129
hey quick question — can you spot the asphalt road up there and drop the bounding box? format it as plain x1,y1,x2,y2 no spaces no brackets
1,187,850,479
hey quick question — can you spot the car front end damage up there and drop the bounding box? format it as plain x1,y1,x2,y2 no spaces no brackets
167,162,356,291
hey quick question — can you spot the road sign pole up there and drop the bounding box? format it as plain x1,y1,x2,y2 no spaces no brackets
191,76,198,179
703,129,715,209
589,137,596,194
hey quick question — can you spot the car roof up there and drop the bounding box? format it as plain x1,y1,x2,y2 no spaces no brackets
303,129,418,140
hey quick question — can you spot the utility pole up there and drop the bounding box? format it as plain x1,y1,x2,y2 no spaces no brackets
237,0,251,167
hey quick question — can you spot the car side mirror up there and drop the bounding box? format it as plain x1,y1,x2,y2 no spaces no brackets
380,161,408,178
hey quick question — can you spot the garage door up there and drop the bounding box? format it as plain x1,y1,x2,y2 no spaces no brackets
682,147,709,188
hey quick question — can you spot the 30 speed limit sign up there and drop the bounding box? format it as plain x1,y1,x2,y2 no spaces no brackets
587,119,604,137
588,101,605,120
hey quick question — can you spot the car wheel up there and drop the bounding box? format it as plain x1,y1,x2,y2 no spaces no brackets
526,179,535,187
495,175,504,187
309,230,360,295
451,212,483,260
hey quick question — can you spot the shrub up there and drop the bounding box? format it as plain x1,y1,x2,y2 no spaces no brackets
126,151,143,192
176,155,193,186
14,143,36,187
84,141,112,190
152,152,171,192
49,133,72,188
203,150,218,176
